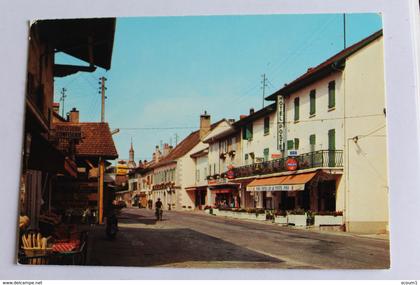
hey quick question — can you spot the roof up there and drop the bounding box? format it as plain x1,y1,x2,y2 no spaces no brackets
153,119,224,168
35,18,116,70
54,122,118,159
233,103,276,127
190,147,209,158
266,29,383,100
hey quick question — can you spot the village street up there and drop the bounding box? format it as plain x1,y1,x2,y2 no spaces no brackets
86,208,389,269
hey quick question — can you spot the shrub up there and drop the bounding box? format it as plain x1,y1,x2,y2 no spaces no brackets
288,208,306,215
274,210,287,217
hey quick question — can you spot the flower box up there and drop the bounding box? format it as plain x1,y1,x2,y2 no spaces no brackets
255,213,267,221
287,213,307,227
274,215,288,224
314,215,343,227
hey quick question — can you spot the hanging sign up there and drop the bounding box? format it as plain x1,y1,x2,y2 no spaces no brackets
277,95,285,152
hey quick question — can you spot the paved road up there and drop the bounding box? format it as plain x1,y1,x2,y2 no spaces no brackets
87,208,389,269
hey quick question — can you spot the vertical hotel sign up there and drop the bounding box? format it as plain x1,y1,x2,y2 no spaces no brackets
277,94,285,152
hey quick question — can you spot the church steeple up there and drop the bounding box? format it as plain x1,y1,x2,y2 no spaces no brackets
128,138,136,169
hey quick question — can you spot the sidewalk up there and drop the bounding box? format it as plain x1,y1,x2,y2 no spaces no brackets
183,209,390,241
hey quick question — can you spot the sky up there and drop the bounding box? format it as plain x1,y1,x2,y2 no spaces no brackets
54,13,382,163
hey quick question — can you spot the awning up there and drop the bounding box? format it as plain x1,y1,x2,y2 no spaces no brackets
185,186,207,191
246,172,317,192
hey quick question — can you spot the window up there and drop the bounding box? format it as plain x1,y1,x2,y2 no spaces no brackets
309,89,316,116
328,81,336,109
294,138,300,149
263,148,269,161
264,116,270,135
287,140,294,150
196,169,200,182
245,153,249,164
294,97,300,121
309,134,316,152
242,123,253,140
328,129,336,167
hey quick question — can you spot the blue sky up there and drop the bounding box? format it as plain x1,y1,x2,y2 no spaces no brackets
54,13,382,162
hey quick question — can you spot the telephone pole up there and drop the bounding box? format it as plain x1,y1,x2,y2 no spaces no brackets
343,14,347,49
60,88,67,118
261,74,268,108
99,76,107,122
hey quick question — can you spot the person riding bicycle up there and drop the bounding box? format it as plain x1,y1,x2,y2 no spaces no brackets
155,198,163,220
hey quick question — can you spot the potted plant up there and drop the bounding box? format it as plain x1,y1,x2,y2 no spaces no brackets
274,210,288,225
314,211,343,227
287,209,307,227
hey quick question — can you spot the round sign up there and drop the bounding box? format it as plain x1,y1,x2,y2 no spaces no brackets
226,169,235,179
285,157,298,171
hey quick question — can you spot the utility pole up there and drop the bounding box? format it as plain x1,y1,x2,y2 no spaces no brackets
261,74,268,108
99,76,107,122
60,88,67,118
343,14,347,49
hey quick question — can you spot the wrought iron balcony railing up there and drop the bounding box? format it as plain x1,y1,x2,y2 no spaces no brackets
231,150,343,179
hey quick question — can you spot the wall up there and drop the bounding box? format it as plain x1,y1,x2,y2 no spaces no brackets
241,111,278,165
344,37,388,233
284,73,344,154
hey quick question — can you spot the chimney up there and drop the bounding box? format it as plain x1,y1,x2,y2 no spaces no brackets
239,115,247,120
154,145,161,162
162,143,172,157
249,108,255,115
228,119,235,124
200,111,211,140
69,107,79,123
53,102,60,113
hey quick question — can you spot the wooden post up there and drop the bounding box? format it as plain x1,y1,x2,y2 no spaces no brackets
98,158,105,224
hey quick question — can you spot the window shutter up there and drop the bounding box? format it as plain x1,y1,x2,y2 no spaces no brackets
310,90,316,115
309,134,316,145
294,138,300,149
287,140,294,150
264,117,270,134
328,81,336,108
294,97,300,121
328,129,336,150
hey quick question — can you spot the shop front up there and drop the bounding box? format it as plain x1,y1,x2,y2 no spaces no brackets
246,171,342,212
208,182,240,208
185,186,207,209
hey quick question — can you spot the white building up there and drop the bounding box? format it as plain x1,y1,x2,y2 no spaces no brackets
262,30,387,233
151,112,229,210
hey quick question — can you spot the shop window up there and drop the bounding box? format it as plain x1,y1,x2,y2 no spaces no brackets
309,89,316,116
294,97,300,122
328,81,336,109
264,116,270,135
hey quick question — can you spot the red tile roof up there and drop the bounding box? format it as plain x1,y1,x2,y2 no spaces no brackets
54,122,118,159
266,29,383,99
152,119,225,169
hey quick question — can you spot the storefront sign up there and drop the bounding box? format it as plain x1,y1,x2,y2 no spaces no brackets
285,157,298,171
277,94,285,152
247,184,305,192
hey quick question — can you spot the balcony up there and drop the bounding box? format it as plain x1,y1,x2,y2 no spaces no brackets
231,150,343,179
